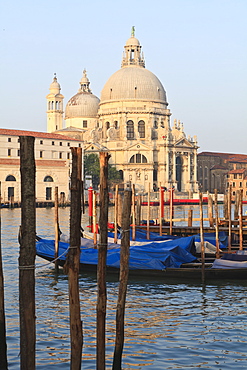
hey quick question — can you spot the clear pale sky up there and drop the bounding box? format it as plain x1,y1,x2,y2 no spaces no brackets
0,0,246,154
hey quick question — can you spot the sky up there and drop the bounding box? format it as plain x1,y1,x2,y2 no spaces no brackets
0,0,246,154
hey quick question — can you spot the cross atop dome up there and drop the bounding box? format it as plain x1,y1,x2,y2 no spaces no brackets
121,27,145,68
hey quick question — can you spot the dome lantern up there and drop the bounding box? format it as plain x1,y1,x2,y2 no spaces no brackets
79,69,91,93
121,26,145,68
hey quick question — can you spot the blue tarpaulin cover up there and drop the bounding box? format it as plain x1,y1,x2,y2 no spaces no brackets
36,231,228,271
36,235,197,270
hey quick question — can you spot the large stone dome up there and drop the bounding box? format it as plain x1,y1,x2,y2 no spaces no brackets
100,66,167,103
65,70,99,119
100,31,167,104
65,92,99,118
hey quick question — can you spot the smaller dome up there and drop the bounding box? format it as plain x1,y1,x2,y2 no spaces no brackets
49,74,61,94
125,36,140,47
65,92,99,119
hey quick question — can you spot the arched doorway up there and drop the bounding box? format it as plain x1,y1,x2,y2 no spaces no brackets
176,156,182,192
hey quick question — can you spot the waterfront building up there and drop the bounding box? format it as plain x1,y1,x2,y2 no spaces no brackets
0,128,82,203
198,151,247,198
48,29,198,194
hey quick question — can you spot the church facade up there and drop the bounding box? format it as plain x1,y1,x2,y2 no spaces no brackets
47,29,198,193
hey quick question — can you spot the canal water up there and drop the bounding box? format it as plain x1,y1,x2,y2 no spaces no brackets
2,206,247,369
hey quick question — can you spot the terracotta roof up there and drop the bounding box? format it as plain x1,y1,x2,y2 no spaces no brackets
211,165,228,170
0,128,81,141
198,151,247,163
0,158,67,167
228,169,246,174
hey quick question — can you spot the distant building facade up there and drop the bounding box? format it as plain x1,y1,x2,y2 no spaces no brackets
198,151,247,197
0,128,82,203
47,30,199,194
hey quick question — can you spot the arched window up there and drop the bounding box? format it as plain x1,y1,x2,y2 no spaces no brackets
127,120,134,140
129,154,147,163
138,120,145,138
105,122,110,130
119,170,124,180
6,175,16,181
44,175,54,182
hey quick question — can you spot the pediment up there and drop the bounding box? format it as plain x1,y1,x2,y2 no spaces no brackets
127,142,150,151
84,142,108,152
175,138,195,148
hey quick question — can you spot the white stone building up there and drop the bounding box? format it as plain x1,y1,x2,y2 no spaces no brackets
0,128,82,203
48,29,198,194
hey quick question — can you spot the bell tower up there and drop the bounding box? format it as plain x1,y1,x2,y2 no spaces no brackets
46,74,64,133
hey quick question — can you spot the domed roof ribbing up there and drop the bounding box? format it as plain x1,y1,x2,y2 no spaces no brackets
100,28,167,104
100,67,167,102
65,70,99,119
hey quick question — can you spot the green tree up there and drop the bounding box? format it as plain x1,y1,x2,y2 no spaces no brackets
84,153,121,189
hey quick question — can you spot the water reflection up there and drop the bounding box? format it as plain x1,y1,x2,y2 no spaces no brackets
2,207,247,369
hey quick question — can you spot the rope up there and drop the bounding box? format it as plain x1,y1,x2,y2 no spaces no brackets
119,229,130,239
19,245,71,270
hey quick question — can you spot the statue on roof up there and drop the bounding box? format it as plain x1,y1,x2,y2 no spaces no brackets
131,26,135,37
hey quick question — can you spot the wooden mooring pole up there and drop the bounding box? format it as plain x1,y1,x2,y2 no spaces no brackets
64,147,83,370
208,193,214,227
147,183,150,240
0,181,7,369
54,186,59,272
114,185,119,244
214,189,220,259
97,152,110,370
169,188,174,235
159,186,163,236
19,136,36,370
239,189,243,251
228,185,232,252
93,191,97,247
199,192,205,283
112,188,132,370
188,209,193,227
132,184,136,241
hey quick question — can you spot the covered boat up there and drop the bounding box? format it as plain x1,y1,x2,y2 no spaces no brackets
36,233,247,280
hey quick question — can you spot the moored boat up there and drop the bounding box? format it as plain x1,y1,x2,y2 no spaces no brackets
35,233,247,280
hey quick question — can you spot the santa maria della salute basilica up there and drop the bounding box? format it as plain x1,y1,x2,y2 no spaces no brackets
46,29,198,194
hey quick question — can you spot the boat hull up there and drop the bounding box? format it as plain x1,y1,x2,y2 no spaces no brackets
37,253,247,280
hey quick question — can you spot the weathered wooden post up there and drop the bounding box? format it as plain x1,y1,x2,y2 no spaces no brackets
234,189,240,222
199,192,205,283
159,186,163,236
88,186,93,232
136,194,141,226
132,184,136,241
169,188,174,235
208,193,214,227
112,189,132,370
114,184,119,243
64,147,83,370
239,189,243,251
228,184,232,252
54,186,59,272
118,192,123,228
93,190,97,247
97,152,110,370
214,189,220,259
19,136,36,370
147,183,150,240
188,209,193,227
0,182,8,369
224,191,228,219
